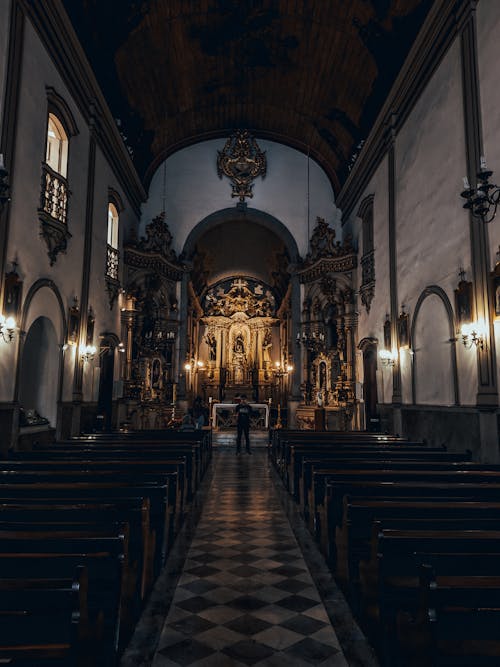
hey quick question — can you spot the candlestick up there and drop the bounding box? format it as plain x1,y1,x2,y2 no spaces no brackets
172,383,177,403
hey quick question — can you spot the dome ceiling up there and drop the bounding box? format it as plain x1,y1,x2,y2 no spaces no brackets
63,0,432,192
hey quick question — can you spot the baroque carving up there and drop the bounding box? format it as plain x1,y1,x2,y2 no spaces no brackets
360,249,375,313
137,212,177,261
203,277,276,318
217,130,267,202
39,214,72,266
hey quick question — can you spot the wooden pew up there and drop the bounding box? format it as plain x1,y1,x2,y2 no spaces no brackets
369,529,500,665
0,532,126,665
337,498,500,599
0,566,87,667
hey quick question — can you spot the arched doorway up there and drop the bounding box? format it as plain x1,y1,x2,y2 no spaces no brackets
19,316,59,427
97,337,116,431
181,208,301,418
359,338,379,431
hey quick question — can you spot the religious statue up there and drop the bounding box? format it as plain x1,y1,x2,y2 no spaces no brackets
262,328,272,364
205,332,217,361
234,333,245,355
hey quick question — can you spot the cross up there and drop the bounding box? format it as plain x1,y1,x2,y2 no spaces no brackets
233,278,247,291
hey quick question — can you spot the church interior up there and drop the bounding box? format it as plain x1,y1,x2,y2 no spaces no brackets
2,0,500,665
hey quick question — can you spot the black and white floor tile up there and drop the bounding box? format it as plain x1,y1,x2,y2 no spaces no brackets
152,449,348,666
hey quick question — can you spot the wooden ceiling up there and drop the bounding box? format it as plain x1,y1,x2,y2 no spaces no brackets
63,0,432,192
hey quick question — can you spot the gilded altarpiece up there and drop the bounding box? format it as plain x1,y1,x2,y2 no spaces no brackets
196,277,281,402
296,217,359,430
121,213,183,429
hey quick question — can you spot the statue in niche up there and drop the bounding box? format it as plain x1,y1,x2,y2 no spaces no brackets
234,333,245,355
262,329,272,364
319,362,327,390
205,333,217,362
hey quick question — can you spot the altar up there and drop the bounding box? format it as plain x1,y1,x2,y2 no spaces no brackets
211,403,270,430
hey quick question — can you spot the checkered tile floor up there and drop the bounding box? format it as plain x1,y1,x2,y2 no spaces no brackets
152,450,348,666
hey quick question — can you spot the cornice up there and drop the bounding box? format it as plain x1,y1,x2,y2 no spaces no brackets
337,0,463,221
18,0,146,216
296,254,357,284
124,247,184,282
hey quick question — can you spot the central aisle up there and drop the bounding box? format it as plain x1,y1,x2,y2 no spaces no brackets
152,450,348,666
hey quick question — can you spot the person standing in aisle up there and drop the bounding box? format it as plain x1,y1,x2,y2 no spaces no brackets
235,395,252,454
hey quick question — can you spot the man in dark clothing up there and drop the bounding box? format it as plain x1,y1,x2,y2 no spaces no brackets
235,395,252,454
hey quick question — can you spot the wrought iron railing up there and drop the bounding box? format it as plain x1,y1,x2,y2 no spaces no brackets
41,163,68,224
106,244,119,280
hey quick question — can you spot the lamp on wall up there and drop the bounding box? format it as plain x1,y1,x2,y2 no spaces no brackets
272,361,293,378
0,154,10,209
461,321,486,349
0,314,16,342
461,157,500,223
80,344,97,362
379,349,397,366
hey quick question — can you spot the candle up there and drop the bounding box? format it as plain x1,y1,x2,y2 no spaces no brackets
463,176,470,190
172,384,177,403
0,154,4,170
480,156,487,171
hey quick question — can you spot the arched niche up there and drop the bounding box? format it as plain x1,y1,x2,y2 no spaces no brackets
19,316,60,426
411,286,458,406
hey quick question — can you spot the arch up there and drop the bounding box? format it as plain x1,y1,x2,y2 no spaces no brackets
181,207,300,263
358,337,379,431
15,279,67,406
107,187,125,213
410,285,459,405
46,87,79,138
97,332,119,431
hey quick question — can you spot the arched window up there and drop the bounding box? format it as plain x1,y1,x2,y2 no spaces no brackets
106,202,119,280
45,113,68,177
107,202,119,250
105,195,123,309
39,89,78,266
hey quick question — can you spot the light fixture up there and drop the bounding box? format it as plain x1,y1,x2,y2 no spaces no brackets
0,314,16,342
461,321,486,349
273,361,293,378
80,344,96,362
461,157,500,223
184,362,192,372
379,349,397,366
0,154,10,208
118,341,125,353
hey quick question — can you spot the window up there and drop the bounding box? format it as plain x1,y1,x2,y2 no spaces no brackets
38,89,78,266
106,203,119,281
45,114,68,177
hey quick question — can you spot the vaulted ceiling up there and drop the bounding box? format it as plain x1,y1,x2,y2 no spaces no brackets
63,0,432,192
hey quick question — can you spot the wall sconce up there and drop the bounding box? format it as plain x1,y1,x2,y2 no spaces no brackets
461,321,486,349
379,349,397,366
0,314,16,342
273,361,294,378
0,154,10,208
80,344,97,362
461,157,500,223
118,341,125,353
184,361,192,372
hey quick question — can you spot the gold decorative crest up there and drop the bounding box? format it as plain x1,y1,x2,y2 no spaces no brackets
217,130,267,202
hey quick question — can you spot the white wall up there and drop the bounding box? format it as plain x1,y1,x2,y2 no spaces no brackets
477,0,500,394
0,0,11,130
141,139,339,258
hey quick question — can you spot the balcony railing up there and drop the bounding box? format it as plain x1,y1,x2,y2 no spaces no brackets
41,163,68,225
106,244,119,280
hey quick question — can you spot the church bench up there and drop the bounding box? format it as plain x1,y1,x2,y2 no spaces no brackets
0,469,179,552
320,480,500,566
18,446,200,498
284,443,459,495
2,456,189,517
0,498,153,599
0,532,127,664
299,455,478,514
370,530,500,667
416,568,500,667
270,429,409,465
0,566,87,667
337,498,500,600
0,480,171,576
